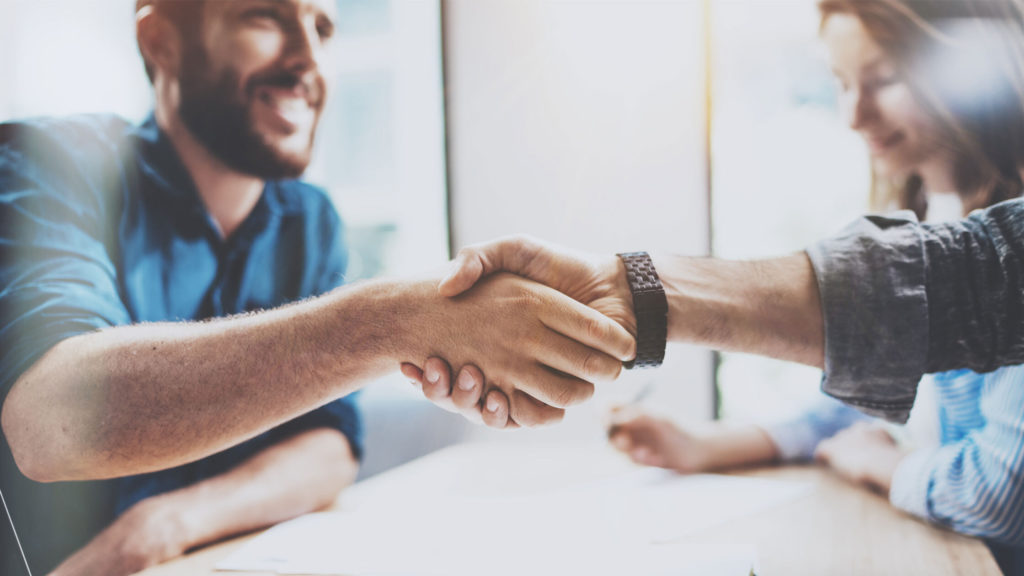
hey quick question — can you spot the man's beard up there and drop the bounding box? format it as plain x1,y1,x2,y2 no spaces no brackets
177,46,322,180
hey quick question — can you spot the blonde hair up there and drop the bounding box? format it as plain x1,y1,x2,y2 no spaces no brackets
819,0,1024,217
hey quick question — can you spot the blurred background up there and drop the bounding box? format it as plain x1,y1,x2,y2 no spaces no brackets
0,0,871,572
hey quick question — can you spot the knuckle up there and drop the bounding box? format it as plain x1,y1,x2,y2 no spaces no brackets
592,352,621,380
580,351,615,381
580,351,597,378
553,380,593,407
512,290,544,315
551,386,574,409
607,360,623,380
509,234,531,251
586,317,610,343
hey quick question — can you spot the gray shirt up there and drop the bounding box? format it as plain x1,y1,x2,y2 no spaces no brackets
806,198,1024,422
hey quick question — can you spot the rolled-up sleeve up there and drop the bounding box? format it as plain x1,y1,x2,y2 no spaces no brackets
763,395,873,461
274,396,364,460
889,366,1024,546
0,123,132,407
806,199,1024,422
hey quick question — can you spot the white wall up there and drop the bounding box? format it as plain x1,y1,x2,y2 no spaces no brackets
0,0,152,122
444,0,714,442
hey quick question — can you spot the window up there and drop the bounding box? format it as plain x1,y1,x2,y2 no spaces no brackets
307,0,449,280
709,0,871,422
0,0,449,283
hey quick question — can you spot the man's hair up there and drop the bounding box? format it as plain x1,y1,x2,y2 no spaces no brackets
136,0,205,83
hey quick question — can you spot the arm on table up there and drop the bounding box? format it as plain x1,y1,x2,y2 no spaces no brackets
813,423,906,494
886,366,1024,546
609,392,876,473
607,407,778,473
50,428,357,576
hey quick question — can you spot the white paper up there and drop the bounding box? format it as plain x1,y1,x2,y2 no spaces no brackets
218,468,806,575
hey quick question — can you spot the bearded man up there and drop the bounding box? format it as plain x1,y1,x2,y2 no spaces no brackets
0,1,636,573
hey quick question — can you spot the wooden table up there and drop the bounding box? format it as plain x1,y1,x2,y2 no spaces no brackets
139,442,1001,576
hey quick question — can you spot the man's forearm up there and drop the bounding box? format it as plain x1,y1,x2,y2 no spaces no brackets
653,253,824,368
698,423,781,471
49,428,358,576
160,427,358,552
2,279,408,482
3,272,633,481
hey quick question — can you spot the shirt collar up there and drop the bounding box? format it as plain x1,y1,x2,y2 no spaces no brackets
130,114,302,245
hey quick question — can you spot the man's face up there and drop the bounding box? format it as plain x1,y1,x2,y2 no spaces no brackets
176,0,337,180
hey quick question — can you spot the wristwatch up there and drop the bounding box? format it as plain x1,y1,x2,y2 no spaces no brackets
617,252,668,369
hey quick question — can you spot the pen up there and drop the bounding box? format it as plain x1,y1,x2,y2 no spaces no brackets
606,381,655,438
628,380,655,405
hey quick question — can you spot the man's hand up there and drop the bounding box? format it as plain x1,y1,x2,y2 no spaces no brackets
814,422,906,495
400,357,515,429
400,272,635,427
606,406,711,473
49,497,188,576
440,235,636,336
404,236,637,427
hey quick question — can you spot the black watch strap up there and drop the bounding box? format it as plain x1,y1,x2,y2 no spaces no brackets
617,251,668,369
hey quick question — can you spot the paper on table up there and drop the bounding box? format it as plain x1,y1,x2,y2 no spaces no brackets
550,468,813,544
287,536,759,576
217,468,807,575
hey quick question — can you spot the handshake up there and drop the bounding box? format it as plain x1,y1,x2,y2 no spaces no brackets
391,233,827,429
397,235,646,429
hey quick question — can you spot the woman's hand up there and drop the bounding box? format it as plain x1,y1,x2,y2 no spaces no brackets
814,422,907,494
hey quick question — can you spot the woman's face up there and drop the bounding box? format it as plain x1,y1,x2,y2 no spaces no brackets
822,13,943,176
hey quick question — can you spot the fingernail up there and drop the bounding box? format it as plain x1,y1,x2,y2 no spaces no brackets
425,367,440,384
409,380,421,388
457,371,476,391
486,396,500,413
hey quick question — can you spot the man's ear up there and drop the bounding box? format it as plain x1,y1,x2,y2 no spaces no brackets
136,6,183,82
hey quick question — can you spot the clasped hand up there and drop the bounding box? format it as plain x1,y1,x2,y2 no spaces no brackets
401,236,637,428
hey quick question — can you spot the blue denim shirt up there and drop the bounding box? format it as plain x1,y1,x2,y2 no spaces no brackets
0,114,363,514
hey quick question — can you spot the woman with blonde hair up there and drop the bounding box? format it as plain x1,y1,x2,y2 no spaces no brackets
608,1,1024,573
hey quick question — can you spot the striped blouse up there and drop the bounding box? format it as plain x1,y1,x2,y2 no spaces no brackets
765,364,1024,547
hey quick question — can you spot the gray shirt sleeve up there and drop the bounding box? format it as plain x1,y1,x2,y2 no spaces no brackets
805,198,1024,422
